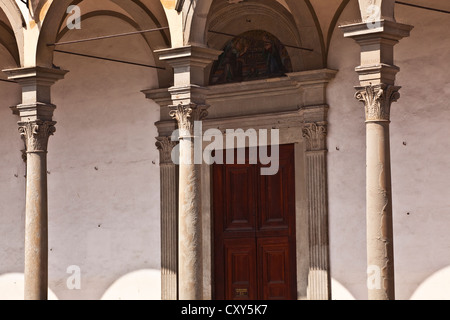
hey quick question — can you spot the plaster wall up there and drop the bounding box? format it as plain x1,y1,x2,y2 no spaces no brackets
0,15,162,300
0,45,25,297
327,0,450,300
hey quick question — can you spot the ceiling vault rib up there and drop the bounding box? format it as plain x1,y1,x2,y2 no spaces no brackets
303,0,326,66
56,11,143,43
130,0,171,46
325,0,351,61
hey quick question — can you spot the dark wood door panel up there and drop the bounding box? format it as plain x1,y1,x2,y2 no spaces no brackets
213,144,297,300
258,237,295,300
224,238,258,300
258,145,295,235
259,164,292,232
224,164,257,232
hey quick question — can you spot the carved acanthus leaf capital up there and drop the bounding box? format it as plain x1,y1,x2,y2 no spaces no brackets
302,122,327,151
169,103,208,137
156,136,178,165
355,84,401,122
18,120,56,153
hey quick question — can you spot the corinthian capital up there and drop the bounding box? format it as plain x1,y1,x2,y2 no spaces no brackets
302,122,327,152
18,121,56,153
156,136,178,165
355,84,401,122
169,103,208,138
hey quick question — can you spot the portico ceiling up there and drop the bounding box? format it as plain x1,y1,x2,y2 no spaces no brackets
397,0,450,12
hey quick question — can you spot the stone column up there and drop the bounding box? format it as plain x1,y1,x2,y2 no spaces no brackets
302,120,331,300
156,136,178,300
19,121,55,300
4,66,67,300
341,20,412,300
355,84,400,300
155,46,221,300
169,104,208,300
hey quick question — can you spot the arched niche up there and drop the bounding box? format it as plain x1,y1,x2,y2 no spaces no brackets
209,30,293,86
206,0,305,72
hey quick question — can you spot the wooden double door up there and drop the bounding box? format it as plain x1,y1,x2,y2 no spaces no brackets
213,144,297,300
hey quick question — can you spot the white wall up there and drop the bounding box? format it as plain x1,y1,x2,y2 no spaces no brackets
327,0,450,300
0,15,163,300
327,0,367,300
49,15,162,300
0,45,25,298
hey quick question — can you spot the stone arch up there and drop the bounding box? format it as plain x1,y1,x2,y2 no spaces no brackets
0,0,25,66
185,0,326,71
36,0,170,70
183,0,213,47
283,0,327,69
206,1,303,72
0,20,20,66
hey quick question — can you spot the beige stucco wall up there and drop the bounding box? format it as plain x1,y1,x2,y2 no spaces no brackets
0,45,25,297
327,0,450,300
49,15,161,300
0,14,162,300
327,0,366,300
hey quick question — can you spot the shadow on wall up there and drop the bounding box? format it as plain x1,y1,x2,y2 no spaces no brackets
0,273,59,300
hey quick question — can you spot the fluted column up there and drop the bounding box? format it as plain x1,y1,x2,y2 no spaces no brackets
169,103,208,300
156,136,178,300
302,121,331,300
4,66,67,300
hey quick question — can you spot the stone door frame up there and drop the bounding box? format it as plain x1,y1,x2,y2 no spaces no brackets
145,68,337,300
200,111,308,299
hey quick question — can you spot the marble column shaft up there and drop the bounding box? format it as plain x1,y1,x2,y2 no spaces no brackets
355,84,400,300
20,121,56,300
341,19,412,300
4,66,67,300
169,104,208,300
